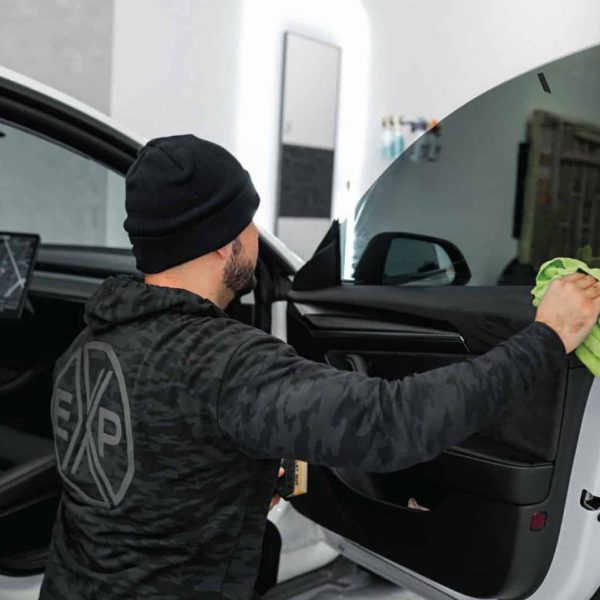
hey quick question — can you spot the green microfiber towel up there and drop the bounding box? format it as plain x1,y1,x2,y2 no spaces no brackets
532,255,600,376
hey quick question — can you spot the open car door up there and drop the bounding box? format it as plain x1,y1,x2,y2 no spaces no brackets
285,43,600,600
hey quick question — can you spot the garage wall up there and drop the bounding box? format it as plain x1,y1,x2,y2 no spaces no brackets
109,0,370,251
0,0,114,113
234,0,370,242
110,0,242,151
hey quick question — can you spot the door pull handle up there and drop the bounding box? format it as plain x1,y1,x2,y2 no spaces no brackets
345,354,370,375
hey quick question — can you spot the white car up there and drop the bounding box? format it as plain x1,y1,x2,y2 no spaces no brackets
2,40,600,600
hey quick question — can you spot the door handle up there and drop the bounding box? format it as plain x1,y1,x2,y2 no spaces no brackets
345,354,370,375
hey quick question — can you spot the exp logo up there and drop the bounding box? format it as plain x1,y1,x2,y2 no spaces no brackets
51,342,134,507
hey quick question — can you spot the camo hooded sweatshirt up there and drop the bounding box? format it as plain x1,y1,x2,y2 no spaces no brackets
40,275,566,600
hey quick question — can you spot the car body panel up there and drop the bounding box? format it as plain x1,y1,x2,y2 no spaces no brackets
0,65,145,149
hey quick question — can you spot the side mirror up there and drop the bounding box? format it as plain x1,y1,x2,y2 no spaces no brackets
353,232,471,286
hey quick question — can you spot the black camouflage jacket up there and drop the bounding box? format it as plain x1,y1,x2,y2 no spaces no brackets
39,275,565,599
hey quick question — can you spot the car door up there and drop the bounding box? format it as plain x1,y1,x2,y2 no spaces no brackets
0,68,141,593
0,67,300,595
285,43,600,600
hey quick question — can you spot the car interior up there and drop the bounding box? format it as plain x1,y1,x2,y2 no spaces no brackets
285,225,595,598
0,287,77,574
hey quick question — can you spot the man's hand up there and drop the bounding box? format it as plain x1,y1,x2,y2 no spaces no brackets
535,273,600,353
269,467,285,511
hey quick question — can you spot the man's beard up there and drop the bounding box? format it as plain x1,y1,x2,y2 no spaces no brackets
222,238,257,299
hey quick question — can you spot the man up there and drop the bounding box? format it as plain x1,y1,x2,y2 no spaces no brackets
40,135,600,600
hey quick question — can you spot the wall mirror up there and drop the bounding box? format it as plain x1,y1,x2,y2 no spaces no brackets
276,32,341,260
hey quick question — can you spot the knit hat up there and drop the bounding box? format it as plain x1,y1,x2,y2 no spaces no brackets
124,135,260,274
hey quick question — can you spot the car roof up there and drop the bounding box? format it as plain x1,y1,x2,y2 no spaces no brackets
0,64,146,148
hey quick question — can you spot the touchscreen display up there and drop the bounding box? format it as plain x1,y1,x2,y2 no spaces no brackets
0,232,39,319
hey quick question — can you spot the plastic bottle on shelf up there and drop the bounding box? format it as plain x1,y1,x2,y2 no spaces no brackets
392,115,405,159
381,116,393,159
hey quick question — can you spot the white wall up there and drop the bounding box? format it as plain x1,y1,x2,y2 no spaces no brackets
234,0,370,233
0,0,114,113
360,0,600,194
110,0,242,152
110,0,370,247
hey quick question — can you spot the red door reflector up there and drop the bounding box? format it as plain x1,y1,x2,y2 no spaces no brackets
530,511,547,532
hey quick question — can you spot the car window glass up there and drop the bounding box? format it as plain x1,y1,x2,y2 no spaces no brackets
0,120,128,248
345,43,600,286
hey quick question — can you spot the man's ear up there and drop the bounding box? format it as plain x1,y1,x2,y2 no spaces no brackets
215,242,231,260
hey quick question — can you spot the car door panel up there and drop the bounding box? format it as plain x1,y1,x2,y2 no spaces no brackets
289,285,543,353
287,286,593,599
288,291,568,462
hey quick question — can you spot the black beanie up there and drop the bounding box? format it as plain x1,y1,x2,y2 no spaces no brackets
124,134,260,274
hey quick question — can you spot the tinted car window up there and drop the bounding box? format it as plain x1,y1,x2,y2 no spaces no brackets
0,120,128,247
347,43,600,286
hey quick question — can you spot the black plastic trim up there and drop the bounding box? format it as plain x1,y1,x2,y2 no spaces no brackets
288,303,468,358
0,79,139,174
288,285,540,354
294,302,466,344
292,221,341,291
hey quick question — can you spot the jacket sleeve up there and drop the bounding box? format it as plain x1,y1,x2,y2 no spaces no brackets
217,321,566,472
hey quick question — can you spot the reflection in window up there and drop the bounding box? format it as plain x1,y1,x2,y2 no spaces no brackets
347,43,600,286
0,120,128,248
